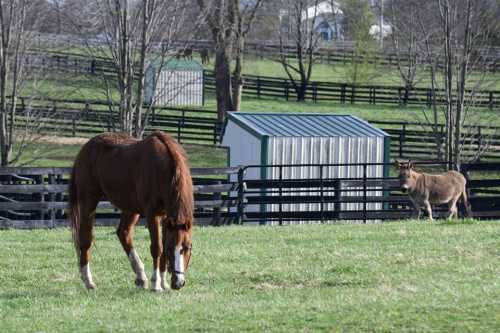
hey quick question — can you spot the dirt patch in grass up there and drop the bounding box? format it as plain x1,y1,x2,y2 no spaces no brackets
38,135,89,146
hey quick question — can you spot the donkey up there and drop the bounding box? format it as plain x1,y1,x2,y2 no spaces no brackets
396,160,471,220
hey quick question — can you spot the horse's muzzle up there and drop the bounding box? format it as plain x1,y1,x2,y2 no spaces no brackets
171,273,186,290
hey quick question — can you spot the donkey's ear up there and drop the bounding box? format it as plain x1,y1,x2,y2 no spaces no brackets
408,161,414,169
394,159,403,168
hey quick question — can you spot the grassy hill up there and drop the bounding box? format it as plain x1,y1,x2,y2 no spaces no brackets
0,220,499,332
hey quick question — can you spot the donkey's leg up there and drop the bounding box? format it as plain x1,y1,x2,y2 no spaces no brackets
116,212,148,288
423,200,433,221
147,213,163,292
447,195,460,220
78,197,99,290
408,197,421,219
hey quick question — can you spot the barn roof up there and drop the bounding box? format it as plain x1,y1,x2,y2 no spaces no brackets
226,112,388,138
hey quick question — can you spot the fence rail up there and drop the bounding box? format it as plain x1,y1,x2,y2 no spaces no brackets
34,34,500,71
20,50,500,109
204,70,500,108
1,162,499,229
10,96,500,160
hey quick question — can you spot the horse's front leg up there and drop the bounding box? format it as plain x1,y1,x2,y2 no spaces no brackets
116,212,148,288
160,221,173,290
147,213,163,292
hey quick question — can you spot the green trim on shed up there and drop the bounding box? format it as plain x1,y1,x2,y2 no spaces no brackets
259,136,269,225
383,135,391,210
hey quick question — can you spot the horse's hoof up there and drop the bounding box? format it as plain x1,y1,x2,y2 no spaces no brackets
135,278,148,289
151,286,164,293
85,283,96,290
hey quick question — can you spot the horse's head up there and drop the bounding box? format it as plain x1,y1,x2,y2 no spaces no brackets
395,160,416,193
164,219,193,290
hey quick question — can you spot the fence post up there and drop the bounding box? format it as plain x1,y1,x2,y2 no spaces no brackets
341,84,346,104
333,179,342,219
320,166,324,223
279,165,283,226
177,119,182,143
363,164,367,224
489,91,494,110
212,180,222,226
257,77,261,98
350,86,355,104
236,167,246,225
285,80,289,101
312,82,318,103
72,117,76,137
48,174,55,228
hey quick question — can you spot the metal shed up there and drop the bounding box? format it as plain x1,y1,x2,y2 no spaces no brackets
222,112,391,221
145,59,204,107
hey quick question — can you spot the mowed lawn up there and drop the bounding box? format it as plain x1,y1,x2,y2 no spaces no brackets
0,220,499,332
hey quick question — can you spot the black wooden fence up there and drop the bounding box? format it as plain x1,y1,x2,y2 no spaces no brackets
204,70,500,109
11,97,500,160
1,162,499,229
0,166,241,229
14,97,221,144
22,51,500,109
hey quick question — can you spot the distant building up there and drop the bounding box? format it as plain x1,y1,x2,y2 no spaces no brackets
303,1,344,41
279,1,344,42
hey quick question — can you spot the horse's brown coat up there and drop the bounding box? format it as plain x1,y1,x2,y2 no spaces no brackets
396,161,471,220
68,131,194,291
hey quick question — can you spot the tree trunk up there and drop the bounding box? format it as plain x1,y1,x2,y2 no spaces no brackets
215,48,233,122
232,37,244,112
0,56,10,166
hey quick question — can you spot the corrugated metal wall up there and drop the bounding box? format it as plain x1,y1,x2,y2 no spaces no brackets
266,136,385,220
145,68,203,106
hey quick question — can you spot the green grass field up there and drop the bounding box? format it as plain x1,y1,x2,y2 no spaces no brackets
0,220,499,332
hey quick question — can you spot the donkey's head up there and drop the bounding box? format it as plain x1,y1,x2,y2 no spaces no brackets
395,160,417,193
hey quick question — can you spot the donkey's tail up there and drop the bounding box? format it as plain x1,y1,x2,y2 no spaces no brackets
461,189,472,218
68,166,80,255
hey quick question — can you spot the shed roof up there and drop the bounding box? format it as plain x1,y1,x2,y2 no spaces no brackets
149,58,203,71
226,112,388,138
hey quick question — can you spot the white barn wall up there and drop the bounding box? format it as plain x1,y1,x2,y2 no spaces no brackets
222,120,262,214
266,136,385,220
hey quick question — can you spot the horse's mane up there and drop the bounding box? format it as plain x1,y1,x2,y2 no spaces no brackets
151,132,194,229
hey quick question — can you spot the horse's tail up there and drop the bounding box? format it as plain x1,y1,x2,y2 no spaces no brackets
461,189,472,218
68,166,81,254
155,132,194,227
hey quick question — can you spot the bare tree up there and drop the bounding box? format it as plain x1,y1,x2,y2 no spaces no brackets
67,0,197,138
391,0,499,165
232,0,264,111
196,0,264,119
276,0,321,102
0,0,47,166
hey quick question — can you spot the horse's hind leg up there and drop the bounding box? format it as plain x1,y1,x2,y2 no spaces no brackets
78,197,99,289
146,213,163,292
116,212,148,288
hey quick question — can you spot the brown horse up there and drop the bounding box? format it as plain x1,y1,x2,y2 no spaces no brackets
68,131,194,292
396,160,471,220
